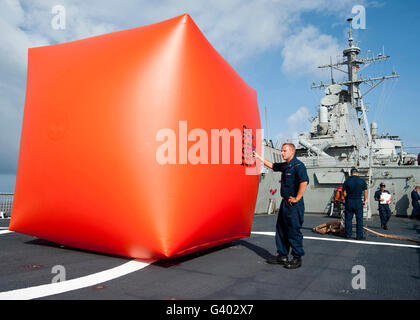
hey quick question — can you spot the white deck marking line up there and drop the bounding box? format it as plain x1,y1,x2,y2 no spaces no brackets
0,230,13,235
0,258,155,300
251,232,420,249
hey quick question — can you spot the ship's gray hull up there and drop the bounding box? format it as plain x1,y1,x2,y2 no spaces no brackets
255,163,420,218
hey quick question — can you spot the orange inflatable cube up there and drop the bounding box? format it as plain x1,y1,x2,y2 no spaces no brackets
10,14,261,259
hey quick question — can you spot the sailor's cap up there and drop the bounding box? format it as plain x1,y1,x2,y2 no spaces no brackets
350,167,358,174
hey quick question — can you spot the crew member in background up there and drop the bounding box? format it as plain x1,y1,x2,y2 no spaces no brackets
343,168,367,240
374,183,392,230
411,186,420,219
334,187,346,233
253,143,309,269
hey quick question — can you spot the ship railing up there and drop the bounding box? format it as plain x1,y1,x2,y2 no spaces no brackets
0,193,13,219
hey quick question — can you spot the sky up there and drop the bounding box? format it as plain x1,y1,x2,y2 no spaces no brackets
0,0,419,192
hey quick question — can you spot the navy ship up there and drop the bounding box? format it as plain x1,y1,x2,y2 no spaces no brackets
255,18,420,220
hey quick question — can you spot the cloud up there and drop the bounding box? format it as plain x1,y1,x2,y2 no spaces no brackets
13,0,359,63
273,107,312,146
0,1,45,177
281,25,342,77
0,0,117,177
0,0,360,186
287,106,311,128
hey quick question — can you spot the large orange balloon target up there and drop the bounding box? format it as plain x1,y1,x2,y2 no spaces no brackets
10,14,261,259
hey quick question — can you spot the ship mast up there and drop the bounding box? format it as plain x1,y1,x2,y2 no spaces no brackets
311,17,400,146
311,18,400,220
311,18,400,109
344,17,360,107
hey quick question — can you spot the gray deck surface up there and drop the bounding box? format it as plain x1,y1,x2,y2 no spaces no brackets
0,214,419,300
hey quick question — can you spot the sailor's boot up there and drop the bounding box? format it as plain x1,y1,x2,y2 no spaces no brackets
266,255,288,265
284,257,302,269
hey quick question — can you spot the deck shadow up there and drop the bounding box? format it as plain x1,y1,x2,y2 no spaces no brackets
153,238,276,268
152,241,239,268
237,239,274,259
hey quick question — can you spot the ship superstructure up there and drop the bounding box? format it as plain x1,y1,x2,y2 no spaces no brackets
255,18,420,218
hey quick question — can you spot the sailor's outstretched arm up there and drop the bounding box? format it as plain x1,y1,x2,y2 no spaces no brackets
253,151,273,169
